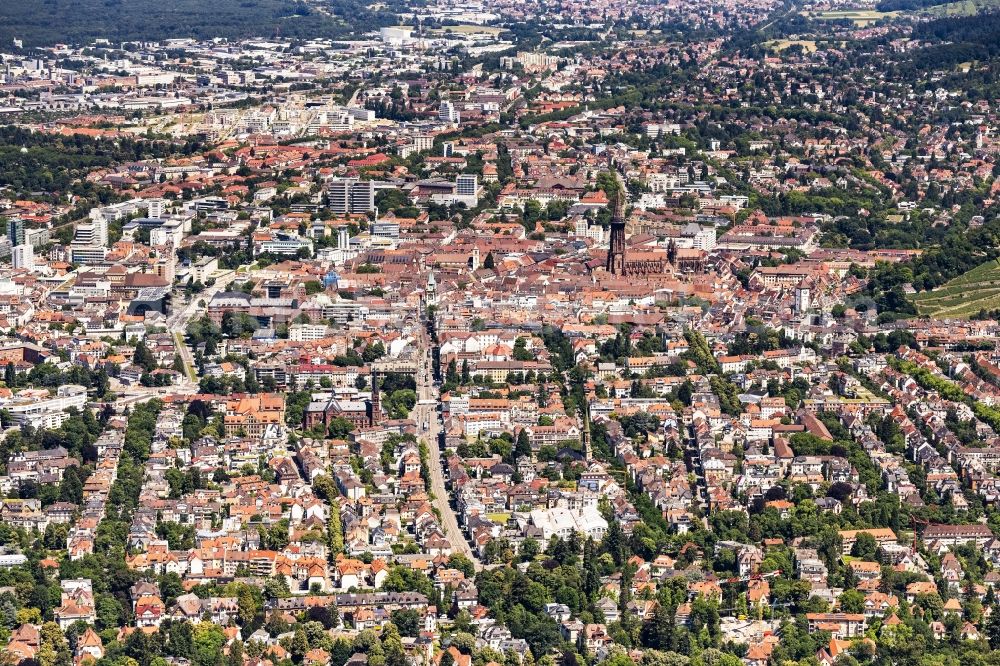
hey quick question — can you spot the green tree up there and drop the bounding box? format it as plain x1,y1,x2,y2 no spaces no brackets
328,497,344,554
192,623,227,666
641,603,674,650
133,340,157,372
39,622,71,666
447,554,475,578
987,600,1000,648
166,620,195,659
515,428,532,459
328,417,356,439
838,589,865,614
264,575,291,600
389,609,420,637
226,641,244,666
95,593,123,630
850,532,879,560
520,537,540,561
382,623,407,666
237,586,259,627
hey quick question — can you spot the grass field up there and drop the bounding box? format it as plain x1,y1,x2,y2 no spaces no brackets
802,0,995,25
912,260,1000,318
765,39,819,53
803,9,901,25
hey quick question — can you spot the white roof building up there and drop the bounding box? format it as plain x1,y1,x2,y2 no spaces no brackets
528,506,608,541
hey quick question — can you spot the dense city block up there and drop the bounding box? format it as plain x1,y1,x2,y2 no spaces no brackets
0,2,999,666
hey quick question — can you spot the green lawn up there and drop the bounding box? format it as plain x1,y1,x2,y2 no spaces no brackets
802,9,901,25
802,0,997,26
764,39,819,53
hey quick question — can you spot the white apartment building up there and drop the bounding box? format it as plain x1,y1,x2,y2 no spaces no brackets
573,218,604,244
4,384,89,428
528,507,608,541
74,218,108,247
412,134,434,152
438,100,460,124
146,198,166,219
289,323,333,342
11,244,34,271
645,123,682,138
328,178,376,215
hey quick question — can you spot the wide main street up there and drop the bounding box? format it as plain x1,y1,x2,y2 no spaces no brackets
413,329,482,571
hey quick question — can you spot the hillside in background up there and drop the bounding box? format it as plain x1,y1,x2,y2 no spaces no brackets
908,9,1000,63
0,0,400,46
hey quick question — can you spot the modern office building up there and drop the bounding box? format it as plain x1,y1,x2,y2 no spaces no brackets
7,219,24,246
455,174,479,207
456,174,478,197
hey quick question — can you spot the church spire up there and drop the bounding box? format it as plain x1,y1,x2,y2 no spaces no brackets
605,154,627,276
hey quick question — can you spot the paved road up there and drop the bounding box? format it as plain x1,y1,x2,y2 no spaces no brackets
166,270,238,331
413,330,482,570
172,330,198,383
165,270,240,386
